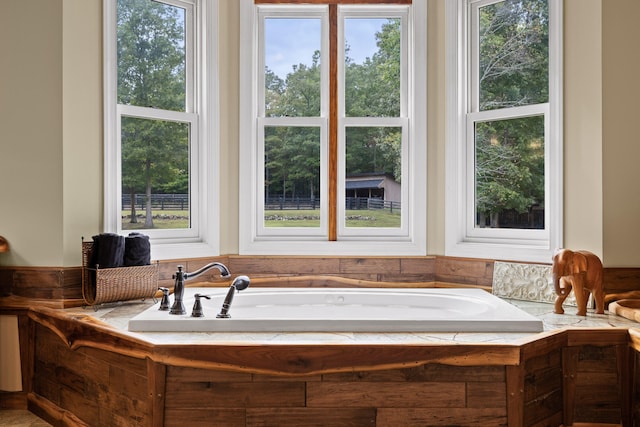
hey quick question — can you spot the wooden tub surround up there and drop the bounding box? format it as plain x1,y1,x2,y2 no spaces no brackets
4,254,640,427
1,293,639,427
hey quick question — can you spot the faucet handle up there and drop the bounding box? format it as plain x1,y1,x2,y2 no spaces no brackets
158,287,170,311
191,293,212,317
172,265,184,280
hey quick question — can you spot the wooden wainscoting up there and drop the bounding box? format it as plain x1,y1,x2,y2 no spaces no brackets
0,255,494,305
1,254,639,308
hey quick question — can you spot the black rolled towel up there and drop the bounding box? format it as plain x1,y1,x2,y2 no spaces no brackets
124,232,151,266
90,233,125,269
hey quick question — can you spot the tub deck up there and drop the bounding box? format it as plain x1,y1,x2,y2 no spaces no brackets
128,287,544,333
5,282,640,427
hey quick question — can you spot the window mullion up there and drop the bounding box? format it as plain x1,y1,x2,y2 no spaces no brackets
118,104,198,123
328,3,338,241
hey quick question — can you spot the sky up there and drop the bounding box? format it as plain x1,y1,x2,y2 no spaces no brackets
265,18,387,79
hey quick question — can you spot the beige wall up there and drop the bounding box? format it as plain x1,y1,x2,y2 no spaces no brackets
0,0,101,267
62,0,103,266
563,0,603,258
0,0,65,266
218,1,241,255
602,0,640,267
1,0,636,268
427,0,446,256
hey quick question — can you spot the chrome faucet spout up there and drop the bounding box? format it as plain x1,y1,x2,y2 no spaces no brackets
184,262,231,280
216,275,251,318
170,262,232,315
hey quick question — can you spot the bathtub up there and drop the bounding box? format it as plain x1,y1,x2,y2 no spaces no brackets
128,286,543,333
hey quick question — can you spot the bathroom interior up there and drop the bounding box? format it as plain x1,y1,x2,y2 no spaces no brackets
2,0,640,426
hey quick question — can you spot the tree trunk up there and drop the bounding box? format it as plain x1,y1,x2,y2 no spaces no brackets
281,176,287,202
144,159,154,228
478,212,486,228
129,187,138,223
490,212,500,228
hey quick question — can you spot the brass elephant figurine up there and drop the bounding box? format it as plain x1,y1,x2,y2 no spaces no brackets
552,249,604,316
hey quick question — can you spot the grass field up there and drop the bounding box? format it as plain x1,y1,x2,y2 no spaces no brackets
122,210,189,230
122,208,401,229
265,209,401,228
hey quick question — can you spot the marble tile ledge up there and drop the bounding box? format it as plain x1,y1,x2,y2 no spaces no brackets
60,296,640,347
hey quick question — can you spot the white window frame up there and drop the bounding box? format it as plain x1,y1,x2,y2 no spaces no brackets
256,6,329,240
104,0,220,260
445,0,563,263
338,6,410,240
239,0,427,256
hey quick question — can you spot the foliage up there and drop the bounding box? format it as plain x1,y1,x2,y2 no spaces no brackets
344,19,402,184
475,117,544,227
117,0,189,227
265,127,320,201
264,18,403,201
117,0,185,110
115,1,550,230
475,0,548,228
478,0,548,110
345,19,400,118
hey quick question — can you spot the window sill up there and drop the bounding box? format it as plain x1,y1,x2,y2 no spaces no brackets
240,239,426,257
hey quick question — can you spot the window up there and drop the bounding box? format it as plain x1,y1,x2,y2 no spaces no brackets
104,0,219,259
239,0,426,255
445,0,562,262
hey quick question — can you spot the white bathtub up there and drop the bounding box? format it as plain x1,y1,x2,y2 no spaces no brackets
128,287,543,333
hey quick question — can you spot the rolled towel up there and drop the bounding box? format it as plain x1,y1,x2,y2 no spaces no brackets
124,232,151,266
90,233,125,269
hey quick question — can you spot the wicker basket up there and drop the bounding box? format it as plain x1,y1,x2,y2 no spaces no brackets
81,240,159,306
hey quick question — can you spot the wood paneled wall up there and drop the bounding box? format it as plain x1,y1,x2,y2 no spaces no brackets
3,255,640,307
0,266,82,302
1,256,495,305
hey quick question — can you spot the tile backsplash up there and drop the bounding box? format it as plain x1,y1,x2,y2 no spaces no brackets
492,261,581,306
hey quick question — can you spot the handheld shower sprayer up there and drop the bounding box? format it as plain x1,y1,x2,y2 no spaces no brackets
216,275,251,318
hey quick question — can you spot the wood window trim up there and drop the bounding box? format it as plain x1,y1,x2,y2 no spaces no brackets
329,4,338,240
255,0,409,240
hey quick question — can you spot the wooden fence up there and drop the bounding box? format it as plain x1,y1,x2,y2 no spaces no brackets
266,197,401,213
123,195,402,214
122,194,189,211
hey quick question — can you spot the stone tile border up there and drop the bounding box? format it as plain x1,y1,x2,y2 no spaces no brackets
492,261,585,307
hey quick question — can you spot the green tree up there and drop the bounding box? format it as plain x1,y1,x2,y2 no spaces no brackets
475,117,544,227
264,51,322,200
265,127,320,201
344,19,402,180
475,0,548,228
117,0,188,228
479,0,548,110
263,18,403,200
121,118,189,226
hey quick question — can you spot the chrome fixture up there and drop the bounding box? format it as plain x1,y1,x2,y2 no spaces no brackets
170,262,231,315
158,287,170,311
216,275,251,318
191,293,211,317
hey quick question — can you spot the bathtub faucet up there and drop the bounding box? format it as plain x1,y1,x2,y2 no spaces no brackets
170,262,232,315
216,275,251,318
